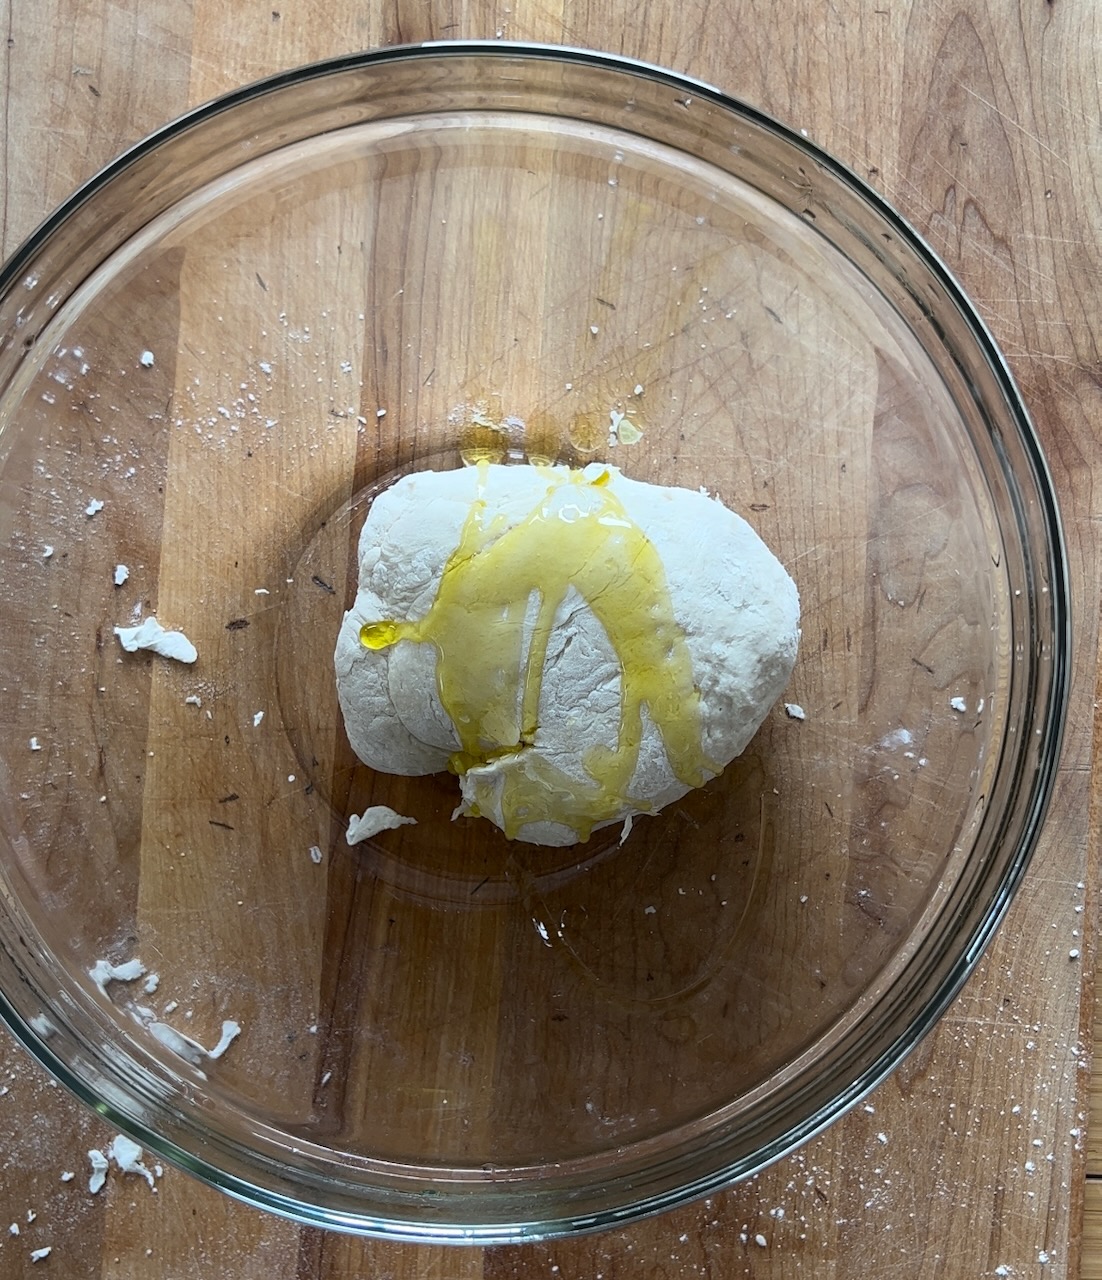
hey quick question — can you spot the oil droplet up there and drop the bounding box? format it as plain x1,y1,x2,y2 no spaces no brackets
458,420,507,466
521,410,562,467
567,413,605,455
360,620,401,650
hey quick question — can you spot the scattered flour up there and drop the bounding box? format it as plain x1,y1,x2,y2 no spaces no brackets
346,807,417,844
108,1135,156,1189
114,617,197,664
87,1149,109,1194
207,1020,241,1061
89,957,146,999
147,1017,240,1067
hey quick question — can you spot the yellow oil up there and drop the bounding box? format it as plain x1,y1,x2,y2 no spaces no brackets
457,420,507,466
360,465,714,840
518,410,562,467
566,412,606,455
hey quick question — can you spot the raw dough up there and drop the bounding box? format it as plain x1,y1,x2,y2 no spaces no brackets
335,463,799,846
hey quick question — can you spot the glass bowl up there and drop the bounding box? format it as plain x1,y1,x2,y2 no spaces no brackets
0,43,1068,1242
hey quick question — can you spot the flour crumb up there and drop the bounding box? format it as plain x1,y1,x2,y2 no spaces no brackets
148,1021,209,1066
85,498,104,517
109,1135,156,1189
29,737,41,751
346,807,417,844
89,957,146,998
28,1013,53,1038
143,972,160,994
619,814,634,846
60,1171,74,1183
42,545,54,559
139,350,155,368
309,845,323,864
8,1222,17,1236
184,694,202,708
207,1020,241,1061
30,1247,52,1263
949,695,967,713
784,703,806,720
113,563,129,587
252,710,265,727
87,1149,109,1194
755,1233,768,1247
114,617,197,664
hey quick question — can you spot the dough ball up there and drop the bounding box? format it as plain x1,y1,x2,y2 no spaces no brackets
335,464,799,846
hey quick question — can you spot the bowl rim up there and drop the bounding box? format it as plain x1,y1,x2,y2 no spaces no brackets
0,38,1071,1244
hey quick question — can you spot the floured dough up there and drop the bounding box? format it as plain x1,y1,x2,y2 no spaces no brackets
335,463,799,846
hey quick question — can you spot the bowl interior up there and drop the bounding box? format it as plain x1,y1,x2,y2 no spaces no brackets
0,47,1062,1238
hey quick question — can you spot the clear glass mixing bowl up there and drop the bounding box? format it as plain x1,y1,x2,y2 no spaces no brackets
0,43,1068,1241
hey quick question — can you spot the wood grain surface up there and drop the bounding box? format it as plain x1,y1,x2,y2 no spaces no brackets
1,2,1100,1278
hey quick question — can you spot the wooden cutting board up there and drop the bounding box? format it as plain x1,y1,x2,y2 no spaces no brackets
0,2,1099,1278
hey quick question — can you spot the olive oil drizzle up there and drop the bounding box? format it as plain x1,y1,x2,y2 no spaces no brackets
361,466,715,839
